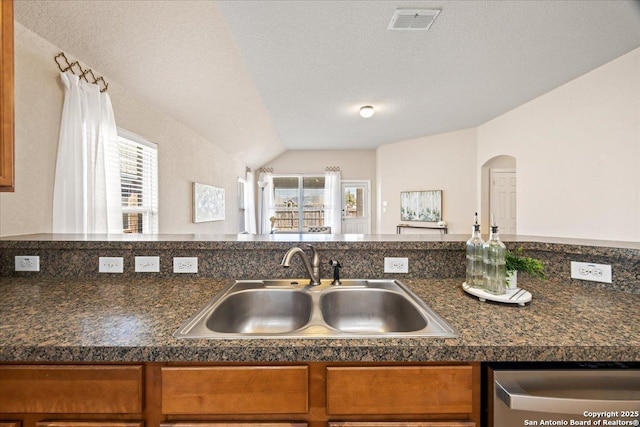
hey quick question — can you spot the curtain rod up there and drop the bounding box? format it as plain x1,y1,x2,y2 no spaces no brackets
54,52,109,93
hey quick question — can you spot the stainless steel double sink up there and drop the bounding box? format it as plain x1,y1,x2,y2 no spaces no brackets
173,279,457,339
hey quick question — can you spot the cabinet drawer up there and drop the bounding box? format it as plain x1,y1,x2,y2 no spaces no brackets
0,365,143,414
36,423,143,427
161,424,307,427
326,366,473,415
161,366,308,415
329,423,475,427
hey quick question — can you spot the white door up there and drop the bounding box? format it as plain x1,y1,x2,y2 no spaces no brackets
490,169,517,234
341,181,371,234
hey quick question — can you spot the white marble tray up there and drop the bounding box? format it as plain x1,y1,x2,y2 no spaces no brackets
462,282,532,306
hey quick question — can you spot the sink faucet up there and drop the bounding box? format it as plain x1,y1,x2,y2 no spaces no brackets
280,244,321,285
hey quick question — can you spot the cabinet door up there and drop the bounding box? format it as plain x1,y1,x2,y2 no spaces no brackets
36,423,143,427
329,423,474,427
0,0,14,192
326,366,473,415
0,365,143,414
0,422,21,427
161,423,307,427
161,366,308,415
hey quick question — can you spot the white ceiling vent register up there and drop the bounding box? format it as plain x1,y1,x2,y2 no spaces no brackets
388,9,441,31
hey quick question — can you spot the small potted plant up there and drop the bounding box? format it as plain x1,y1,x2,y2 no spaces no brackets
505,247,545,289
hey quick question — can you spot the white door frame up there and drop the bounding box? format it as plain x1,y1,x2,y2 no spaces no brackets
341,180,371,234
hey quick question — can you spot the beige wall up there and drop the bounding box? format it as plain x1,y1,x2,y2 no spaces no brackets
263,150,376,181
376,128,478,235
478,47,640,241
0,24,245,236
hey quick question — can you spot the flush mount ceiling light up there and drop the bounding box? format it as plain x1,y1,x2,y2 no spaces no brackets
359,106,375,118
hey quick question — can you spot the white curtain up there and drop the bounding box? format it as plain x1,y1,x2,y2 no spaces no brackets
324,170,342,234
53,71,123,234
243,171,257,234
258,172,275,234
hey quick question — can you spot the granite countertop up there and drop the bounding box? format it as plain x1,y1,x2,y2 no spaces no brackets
1,275,638,363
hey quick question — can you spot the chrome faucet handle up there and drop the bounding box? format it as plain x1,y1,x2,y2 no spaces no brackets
305,244,320,267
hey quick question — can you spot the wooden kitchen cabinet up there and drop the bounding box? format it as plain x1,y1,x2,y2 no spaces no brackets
0,422,21,427
161,366,309,415
0,0,14,192
329,423,474,427
0,362,479,427
326,366,474,415
0,365,144,414
161,423,307,427
36,423,143,427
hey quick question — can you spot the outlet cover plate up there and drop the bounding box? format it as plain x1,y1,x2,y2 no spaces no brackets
15,256,40,272
570,261,612,283
173,257,198,273
99,257,124,273
135,256,160,273
384,257,409,273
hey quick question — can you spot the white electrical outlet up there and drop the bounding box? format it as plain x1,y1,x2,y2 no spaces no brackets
571,261,612,284
99,257,123,273
384,257,409,273
173,257,198,273
15,255,40,272
135,256,160,273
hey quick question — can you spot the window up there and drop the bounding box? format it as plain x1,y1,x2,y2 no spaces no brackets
117,129,158,233
272,175,325,231
237,178,246,233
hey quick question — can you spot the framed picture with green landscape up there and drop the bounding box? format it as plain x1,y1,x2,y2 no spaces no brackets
400,190,442,222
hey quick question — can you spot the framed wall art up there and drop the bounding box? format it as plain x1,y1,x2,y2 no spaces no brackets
400,190,442,222
193,182,225,223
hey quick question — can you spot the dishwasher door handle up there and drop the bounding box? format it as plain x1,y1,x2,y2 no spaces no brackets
495,378,640,414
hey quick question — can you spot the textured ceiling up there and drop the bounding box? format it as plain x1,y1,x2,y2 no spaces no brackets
14,0,285,168
218,0,640,150
14,0,640,160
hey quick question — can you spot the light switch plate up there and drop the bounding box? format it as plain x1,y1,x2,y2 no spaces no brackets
570,261,612,283
15,255,40,272
135,256,160,273
99,257,123,273
173,257,198,273
384,257,409,273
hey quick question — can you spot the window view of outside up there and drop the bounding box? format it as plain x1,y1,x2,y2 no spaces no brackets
344,186,364,218
119,131,158,234
273,176,325,231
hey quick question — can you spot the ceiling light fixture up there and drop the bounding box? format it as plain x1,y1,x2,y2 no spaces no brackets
359,106,375,118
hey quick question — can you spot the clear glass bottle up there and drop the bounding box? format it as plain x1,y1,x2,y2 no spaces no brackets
465,213,484,288
483,223,506,295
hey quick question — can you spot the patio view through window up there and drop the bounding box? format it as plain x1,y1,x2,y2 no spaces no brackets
272,176,325,232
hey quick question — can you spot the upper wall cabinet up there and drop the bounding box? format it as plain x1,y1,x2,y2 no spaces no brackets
0,0,14,192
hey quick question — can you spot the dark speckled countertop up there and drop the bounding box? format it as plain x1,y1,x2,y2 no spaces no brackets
1,275,638,362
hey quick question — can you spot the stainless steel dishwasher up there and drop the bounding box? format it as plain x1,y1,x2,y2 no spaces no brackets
487,364,640,427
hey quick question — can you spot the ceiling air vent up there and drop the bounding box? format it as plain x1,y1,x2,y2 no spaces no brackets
388,9,440,31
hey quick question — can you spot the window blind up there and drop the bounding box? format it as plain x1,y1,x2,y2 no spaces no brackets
117,129,158,234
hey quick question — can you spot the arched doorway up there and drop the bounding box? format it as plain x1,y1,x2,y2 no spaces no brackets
481,155,517,235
